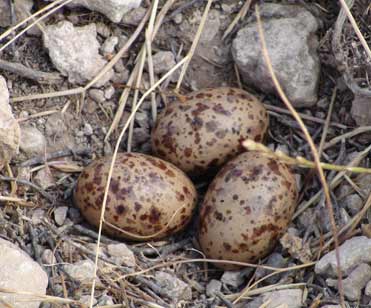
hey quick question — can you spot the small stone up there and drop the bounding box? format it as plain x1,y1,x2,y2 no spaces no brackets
101,36,119,56
232,3,320,107
0,76,20,170
89,89,106,103
19,125,46,157
104,85,115,100
95,22,111,38
154,271,192,302
80,295,97,306
83,123,94,136
63,260,97,285
32,209,45,225
43,21,113,85
117,34,129,50
112,69,130,83
107,243,136,267
34,167,55,189
152,51,176,75
247,289,303,308
320,306,341,308
172,13,183,24
206,279,222,297
67,0,142,23
351,94,371,126
68,208,82,223
342,194,363,216
365,280,371,296
0,238,48,308
122,6,146,26
255,253,288,284
42,249,56,265
221,270,245,288
326,263,371,301
315,236,371,277
97,295,114,305
0,0,11,27
54,206,68,226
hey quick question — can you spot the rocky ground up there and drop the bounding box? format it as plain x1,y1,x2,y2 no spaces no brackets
1,0,371,307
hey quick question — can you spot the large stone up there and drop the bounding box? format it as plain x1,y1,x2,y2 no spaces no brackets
0,238,48,308
67,0,142,23
232,3,320,107
0,76,20,170
43,21,113,85
315,236,371,277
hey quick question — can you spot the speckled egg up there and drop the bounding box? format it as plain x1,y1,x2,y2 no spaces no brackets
151,87,268,176
198,152,298,269
74,152,197,241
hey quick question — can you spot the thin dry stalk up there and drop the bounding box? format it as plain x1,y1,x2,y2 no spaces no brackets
222,0,252,40
89,57,189,308
254,5,345,307
176,0,214,90
323,126,371,150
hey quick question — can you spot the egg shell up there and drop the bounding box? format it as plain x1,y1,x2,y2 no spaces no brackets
198,152,298,270
74,152,197,241
151,87,268,176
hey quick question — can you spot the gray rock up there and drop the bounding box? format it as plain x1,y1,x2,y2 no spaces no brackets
365,279,371,296
19,125,46,156
326,263,371,301
104,85,115,100
67,0,142,23
54,206,68,226
41,249,56,265
351,94,371,126
107,243,136,267
247,289,303,308
43,21,113,85
315,236,371,277
342,194,363,216
0,0,11,27
255,253,288,284
206,279,222,297
122,6,146,26
80,295,97,306
232,3,320,107
89,89,106,103
154,271,192,302
101,36,119,56
63,260,97,285
32,209,45,225
0,238,48,308
0,76,20,170
221,270,245,288
152,51,176,75
34,167,55,189
320,306,341,308
83,123,94,136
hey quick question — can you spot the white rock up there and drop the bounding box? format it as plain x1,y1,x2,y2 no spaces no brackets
19,125,46,157
68,0,142,23
107,243,136,267
42,249,56,265
101,36,119,56
365,279,371,296
32,209,45,225
221,270,245,288
104,85,115,100
154,271,192,302
43,21,113,85
63,260,97,285
0,76,20,170
54,206,68,226
89,89,106,103
206,279,222,297
0,238,48,308
315,236,371,277
247,289,303,308
232,3,320,107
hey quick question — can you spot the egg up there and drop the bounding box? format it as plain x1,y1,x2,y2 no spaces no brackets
198,152,298,270
151,87,268,176
73,152,197,241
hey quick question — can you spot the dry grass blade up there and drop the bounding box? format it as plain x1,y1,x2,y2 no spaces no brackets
176,0,214,90
222,0,252,40
253,5,345,307
323,126,371,150
89,57,189,308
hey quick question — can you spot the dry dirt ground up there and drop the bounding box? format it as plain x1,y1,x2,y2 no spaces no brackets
1,0,371,307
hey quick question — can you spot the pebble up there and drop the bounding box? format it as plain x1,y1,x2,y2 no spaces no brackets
19,125,46,157
232,3,320,107
247,289,303,308
67,0,142,23
172,13,183,24
365,279,371,296
326,263,371,301
89,89,106,103
43,21,113,86
34,167,55,189
101,36,119,56
0,76,20,170
32,209,45,225
0,1,11,27
315,236,371,277
83,123,94,136
122,6,147,26
104,85,115,100
206,279,222,297
106,243,136,267
342,194,363,215
95,22,111,38
42,249,57,265
117,34,129,50
155,271,192,302
63,260,97,285
152,51,176,75
80,295,97,306
0,238,48,308
255,253,288,284
54,206,69,226
221,270,246,288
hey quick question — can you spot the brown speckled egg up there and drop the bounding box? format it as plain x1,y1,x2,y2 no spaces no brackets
151,87,268,176
198,152,298,270
74,152,197,241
